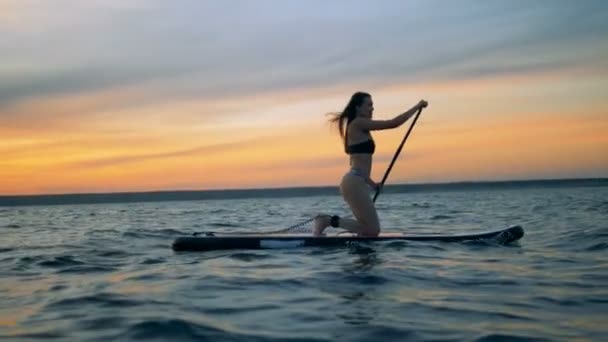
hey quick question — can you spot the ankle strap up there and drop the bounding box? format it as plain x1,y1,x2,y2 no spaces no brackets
330,215,340,228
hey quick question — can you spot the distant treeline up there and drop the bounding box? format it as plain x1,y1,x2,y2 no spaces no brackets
1,178,606,207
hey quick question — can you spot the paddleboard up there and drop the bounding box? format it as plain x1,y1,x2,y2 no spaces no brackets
172,225,523,251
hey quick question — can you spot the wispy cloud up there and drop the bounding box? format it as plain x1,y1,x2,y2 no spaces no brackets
68,138,268,169
2,1,607,111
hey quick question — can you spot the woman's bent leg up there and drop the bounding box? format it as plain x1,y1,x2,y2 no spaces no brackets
339,173,380,236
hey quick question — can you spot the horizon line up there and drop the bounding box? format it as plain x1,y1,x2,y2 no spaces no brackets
2,177,606,199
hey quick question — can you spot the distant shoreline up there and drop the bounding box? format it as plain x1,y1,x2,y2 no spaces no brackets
1,178,606,207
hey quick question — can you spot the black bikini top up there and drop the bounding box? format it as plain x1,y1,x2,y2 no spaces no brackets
345,139,375,154
345,122,375,154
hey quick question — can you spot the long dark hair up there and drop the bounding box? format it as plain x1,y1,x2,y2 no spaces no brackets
329,91,370,140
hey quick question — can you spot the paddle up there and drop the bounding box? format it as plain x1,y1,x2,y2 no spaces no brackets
373,107,424,203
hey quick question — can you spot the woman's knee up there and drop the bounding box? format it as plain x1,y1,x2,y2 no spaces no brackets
352,210,380,236
360,219,380,236
360,227,379,237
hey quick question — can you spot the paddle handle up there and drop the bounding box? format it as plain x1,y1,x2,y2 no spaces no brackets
373,107,423,203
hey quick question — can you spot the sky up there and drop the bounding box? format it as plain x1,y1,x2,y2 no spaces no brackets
1,0,607,195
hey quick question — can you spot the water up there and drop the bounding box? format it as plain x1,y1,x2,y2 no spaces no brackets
1,185,607,341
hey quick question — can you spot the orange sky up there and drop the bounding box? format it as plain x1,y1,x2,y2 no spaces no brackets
1,2,607,195
2,68,607,195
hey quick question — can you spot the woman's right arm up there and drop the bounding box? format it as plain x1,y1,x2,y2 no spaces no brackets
354,100,427,131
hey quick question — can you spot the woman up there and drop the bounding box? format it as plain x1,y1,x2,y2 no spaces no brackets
314,92,428,236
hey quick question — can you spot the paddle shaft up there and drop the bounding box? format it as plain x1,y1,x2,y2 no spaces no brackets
373,107,423,202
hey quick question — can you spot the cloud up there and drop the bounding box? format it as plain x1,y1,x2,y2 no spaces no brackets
66,138,267,169
1,0,607,114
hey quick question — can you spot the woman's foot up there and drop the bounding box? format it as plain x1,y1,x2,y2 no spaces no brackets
313,214,331,236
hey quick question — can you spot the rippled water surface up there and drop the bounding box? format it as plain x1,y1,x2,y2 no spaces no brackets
1,185,607,341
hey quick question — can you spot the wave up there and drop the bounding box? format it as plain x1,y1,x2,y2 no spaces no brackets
474,334,550,342
46,293,145,309
430,215,453,220
228,252,275,262
209,222,241,228
412,202,432,209
116,318,329,342
123,228,183,239
0,331,65,340
38,255,84,267
56,265,117,274
585,242,608,251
